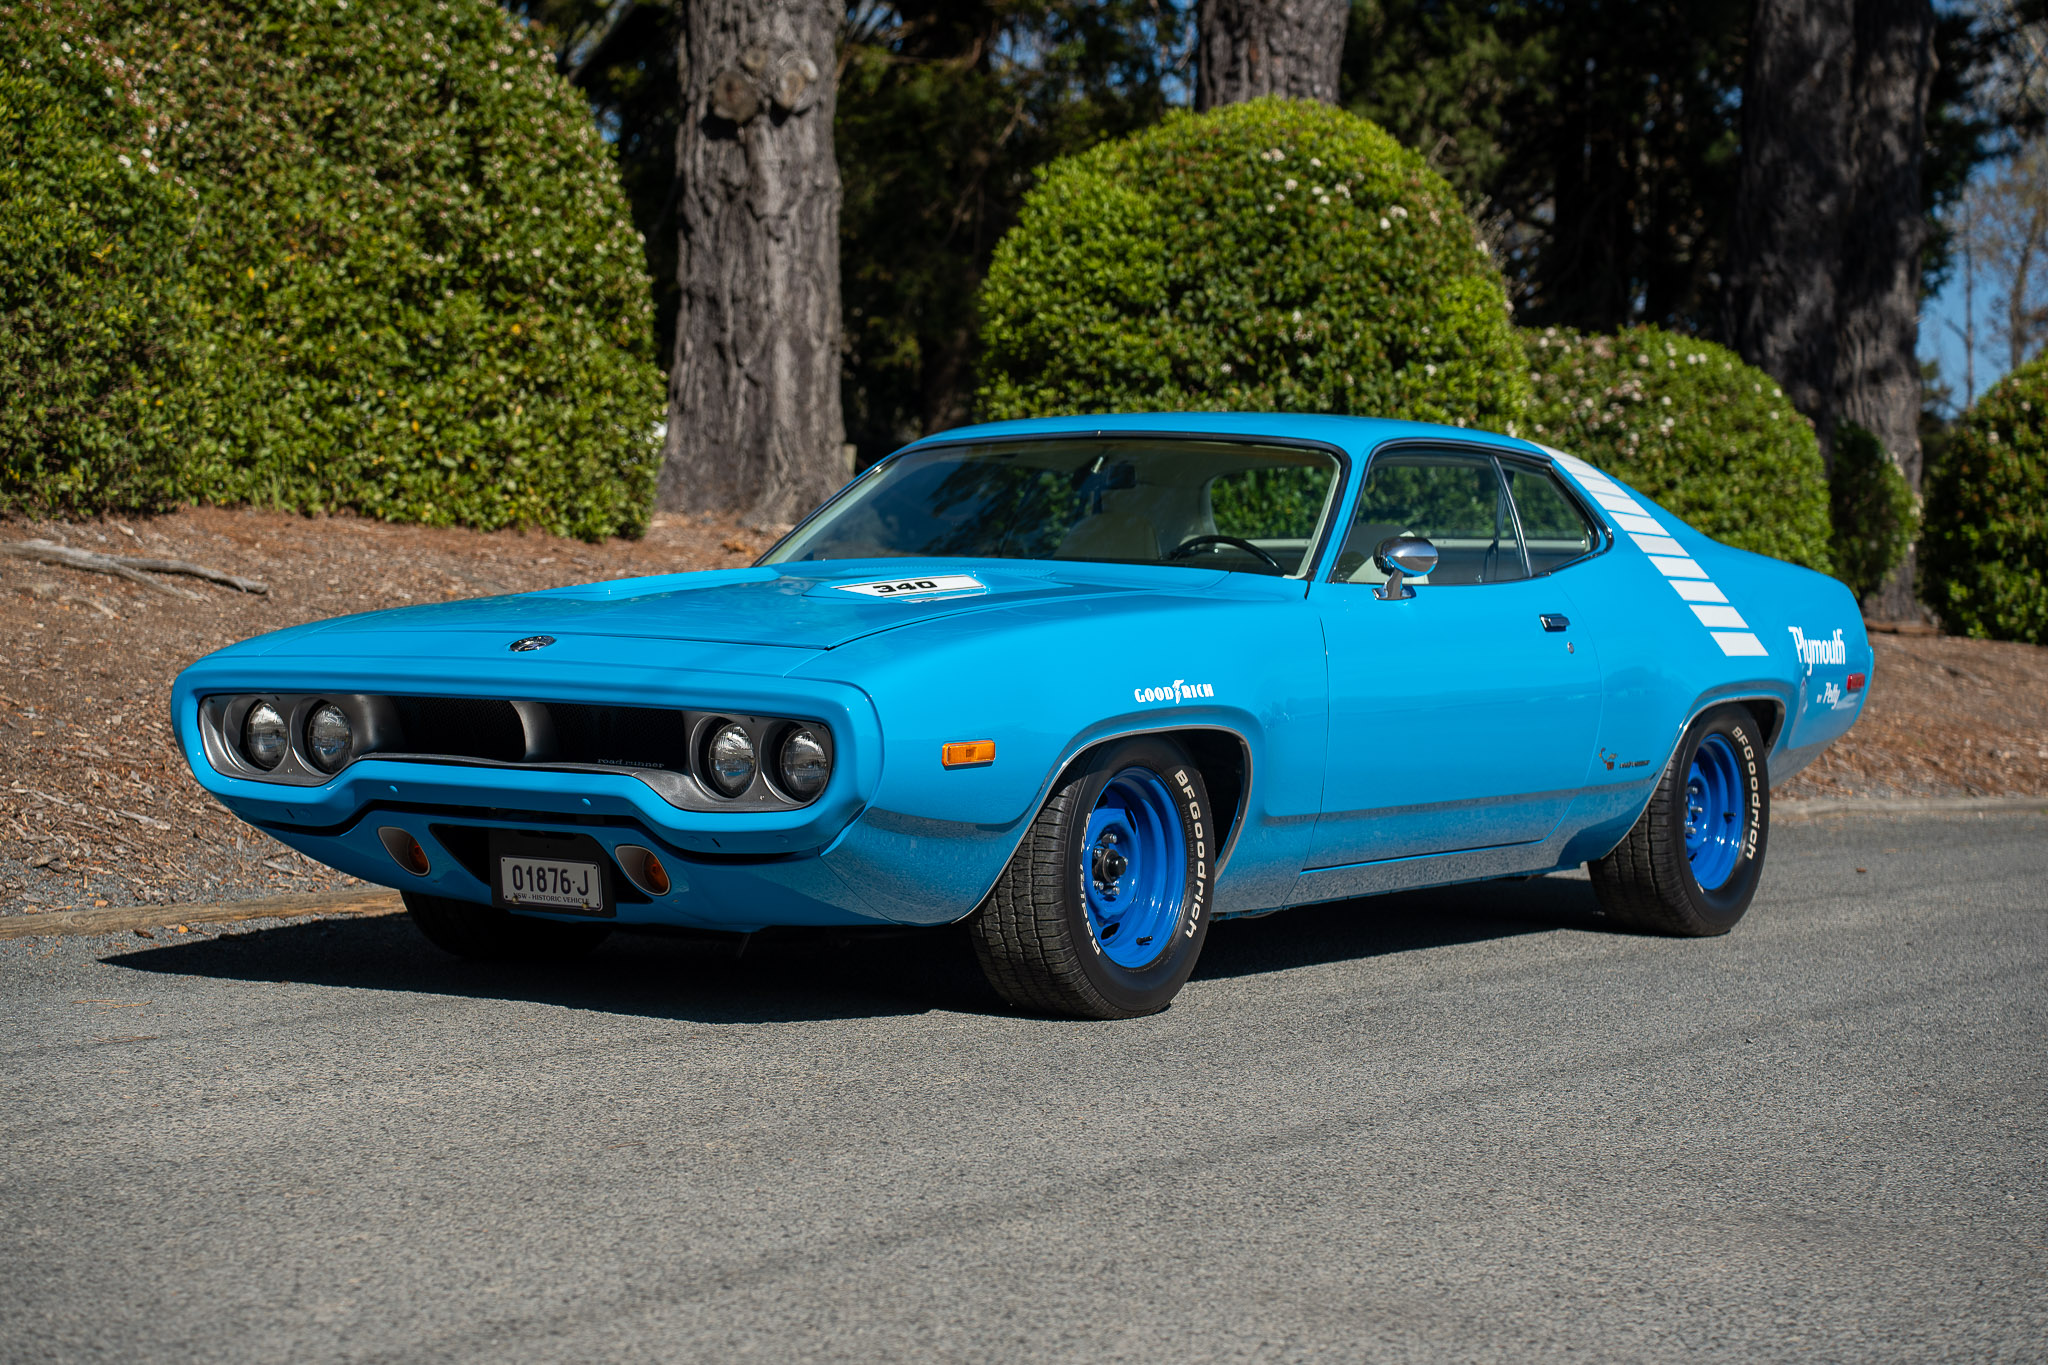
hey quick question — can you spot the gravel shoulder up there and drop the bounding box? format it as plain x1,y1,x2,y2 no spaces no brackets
3,507,2044,920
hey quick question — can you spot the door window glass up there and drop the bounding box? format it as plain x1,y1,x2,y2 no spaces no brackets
1333,452,1525,585
1502,464,1601,574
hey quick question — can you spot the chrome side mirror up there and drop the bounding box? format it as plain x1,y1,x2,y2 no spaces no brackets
1373,536,1438,601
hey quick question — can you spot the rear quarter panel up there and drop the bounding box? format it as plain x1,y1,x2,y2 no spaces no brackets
1543,456,1872,861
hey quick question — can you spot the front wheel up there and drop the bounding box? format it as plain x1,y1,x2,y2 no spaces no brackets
968,736,1214,1019
1590,704,1769,935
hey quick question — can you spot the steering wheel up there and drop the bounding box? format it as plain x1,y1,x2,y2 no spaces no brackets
1167,534,1284,572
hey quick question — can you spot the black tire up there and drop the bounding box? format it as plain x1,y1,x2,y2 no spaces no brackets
403,890,612,962
1590,704,1770,935
967,736,1214,1019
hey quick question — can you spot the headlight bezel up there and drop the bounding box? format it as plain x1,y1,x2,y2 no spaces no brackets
198,693,837,809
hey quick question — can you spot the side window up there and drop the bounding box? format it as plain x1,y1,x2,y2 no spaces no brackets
1502,464,1601,574
1332,452,1525,585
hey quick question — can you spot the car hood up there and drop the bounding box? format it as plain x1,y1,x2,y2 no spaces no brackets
248,560,1236,657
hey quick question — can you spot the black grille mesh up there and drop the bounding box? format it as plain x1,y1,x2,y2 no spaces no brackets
392,697,526,763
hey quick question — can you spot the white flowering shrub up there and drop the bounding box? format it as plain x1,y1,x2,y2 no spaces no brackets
978,98,1526,428
22,0,664,539
1521,326,1833,571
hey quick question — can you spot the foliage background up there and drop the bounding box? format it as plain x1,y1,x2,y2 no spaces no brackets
1520,326,1833,571
979,98,1527,430
1920,355,2048,643
13,0,665,539
1828,421,1918,603
0,14,191,515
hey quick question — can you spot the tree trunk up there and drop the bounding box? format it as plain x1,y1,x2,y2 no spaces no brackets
1194,0,1348,111
1835,0,1936,622
660,0,844,522
1725,0,1857,441
1724,0,1934,622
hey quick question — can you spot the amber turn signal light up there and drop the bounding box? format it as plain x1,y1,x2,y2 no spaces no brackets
942,740,996,769
614,843,673,897
377,826,430,877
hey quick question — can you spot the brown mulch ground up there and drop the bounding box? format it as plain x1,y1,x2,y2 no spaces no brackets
1777,630,2048,800
1,506,759,919
3,507,2044,920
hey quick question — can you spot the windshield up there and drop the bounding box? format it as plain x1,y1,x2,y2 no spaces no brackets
764,437,1343,578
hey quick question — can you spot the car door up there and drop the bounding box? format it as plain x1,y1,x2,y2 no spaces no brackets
1308,447,1606,867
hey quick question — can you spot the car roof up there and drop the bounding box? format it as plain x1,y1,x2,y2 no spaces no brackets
904,412,1556,462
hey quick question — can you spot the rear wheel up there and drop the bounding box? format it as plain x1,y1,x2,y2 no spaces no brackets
968,736,1214,1019
403,890,612,962
1590,704,1769,935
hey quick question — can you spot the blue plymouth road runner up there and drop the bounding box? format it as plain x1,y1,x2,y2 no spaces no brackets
174,415,1871,1018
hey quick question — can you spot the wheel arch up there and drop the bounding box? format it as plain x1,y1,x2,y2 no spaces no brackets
1056,725,1252,878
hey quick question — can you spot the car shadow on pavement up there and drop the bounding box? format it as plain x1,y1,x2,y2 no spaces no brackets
102,874,1610,1022
1194,874,1608,982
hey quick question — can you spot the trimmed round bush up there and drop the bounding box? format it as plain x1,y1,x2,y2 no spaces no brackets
1921,356,2048,643
1828,422,1917,604
0,15,190,514
66,0,665,539
978,97,1527,430
1521,327,1833,572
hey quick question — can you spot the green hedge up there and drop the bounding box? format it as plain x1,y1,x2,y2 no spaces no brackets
1828,422,1916,603
1520,327,1833,572
978,97,1527,429
0,20,190,514
1921,355,2048,643
25,0,665,540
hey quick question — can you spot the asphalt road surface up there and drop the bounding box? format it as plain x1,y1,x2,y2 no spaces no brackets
3,811,2044,1364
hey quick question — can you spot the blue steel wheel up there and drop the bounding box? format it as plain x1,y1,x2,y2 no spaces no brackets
1589,705,1769,936
1081,767,1190,970
1683,733,1745,891
969,736,1214,1019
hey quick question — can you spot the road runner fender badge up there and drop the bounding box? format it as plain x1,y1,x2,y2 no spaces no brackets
508,635,556,652
833,573,985,599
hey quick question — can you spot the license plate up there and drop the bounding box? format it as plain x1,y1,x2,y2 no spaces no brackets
498,855,605,912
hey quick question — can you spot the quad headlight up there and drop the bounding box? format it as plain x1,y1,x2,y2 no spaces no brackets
706,722,757,797
241,703,288,770
777,726,831,798
304,702,353,772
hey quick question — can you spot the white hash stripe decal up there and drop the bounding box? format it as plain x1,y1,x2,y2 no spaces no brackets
1541,444,1775,666
1629,532,1688,557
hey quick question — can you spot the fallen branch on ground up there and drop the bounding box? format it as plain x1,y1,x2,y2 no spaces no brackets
1,539,268,597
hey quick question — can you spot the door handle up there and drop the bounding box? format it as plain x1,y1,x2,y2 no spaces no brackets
1540,613,1570,632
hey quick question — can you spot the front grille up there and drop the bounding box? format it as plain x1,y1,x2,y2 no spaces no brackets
546,702,694,771
392,697,526,763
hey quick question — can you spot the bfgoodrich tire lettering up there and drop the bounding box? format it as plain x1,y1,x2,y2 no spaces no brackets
968,736,1212,1019
404,890,611,962
1589,704,1770,935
